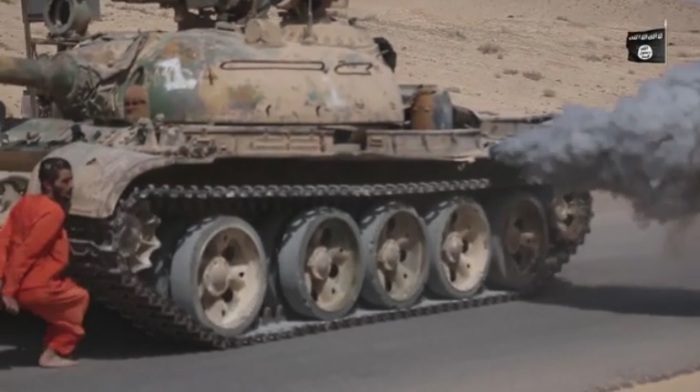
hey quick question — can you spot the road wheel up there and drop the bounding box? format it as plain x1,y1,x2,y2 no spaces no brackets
359,202,429,309
425,197,492,299
277,207,365,320
170,216,268,337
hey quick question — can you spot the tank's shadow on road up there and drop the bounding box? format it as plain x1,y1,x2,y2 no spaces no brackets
526,278,700,317
0,304,208,370
3,279,699,370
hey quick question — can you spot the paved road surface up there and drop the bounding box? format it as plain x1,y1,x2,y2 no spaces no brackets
3,193,700,392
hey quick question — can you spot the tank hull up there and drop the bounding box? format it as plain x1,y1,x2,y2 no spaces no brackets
36,134,592,349
0,110,593,350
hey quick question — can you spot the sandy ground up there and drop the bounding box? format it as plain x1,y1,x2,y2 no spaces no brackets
0,0,699,389
0,0,699,117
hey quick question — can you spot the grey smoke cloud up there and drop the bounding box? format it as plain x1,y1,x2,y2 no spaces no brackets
489,61,700,223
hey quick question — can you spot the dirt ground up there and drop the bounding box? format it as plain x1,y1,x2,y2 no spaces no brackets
0,0,699,117
0,0,699,389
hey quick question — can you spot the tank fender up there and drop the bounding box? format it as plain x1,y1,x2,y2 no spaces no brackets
27,142,174,219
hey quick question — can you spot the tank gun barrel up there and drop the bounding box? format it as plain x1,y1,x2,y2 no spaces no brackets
0,55,76,98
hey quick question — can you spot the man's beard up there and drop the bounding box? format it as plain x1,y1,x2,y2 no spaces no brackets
52,190,72,213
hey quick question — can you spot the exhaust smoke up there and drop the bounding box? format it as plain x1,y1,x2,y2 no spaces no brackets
489,61,700,224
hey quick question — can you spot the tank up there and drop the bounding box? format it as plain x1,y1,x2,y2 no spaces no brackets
0,0,593,348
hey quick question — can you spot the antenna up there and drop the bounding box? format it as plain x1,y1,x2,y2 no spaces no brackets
664,18,668,67
302,0,315,43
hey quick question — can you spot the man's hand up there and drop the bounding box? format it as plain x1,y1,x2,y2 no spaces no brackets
2,296,19,314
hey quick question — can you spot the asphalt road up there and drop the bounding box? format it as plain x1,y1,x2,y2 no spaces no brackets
3,193,700,392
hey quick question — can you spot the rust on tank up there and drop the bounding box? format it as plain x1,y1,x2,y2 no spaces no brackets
0,150,47,171
410,86,438,130
228,84,265,111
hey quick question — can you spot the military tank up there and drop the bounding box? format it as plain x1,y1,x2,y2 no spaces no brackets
0,0,593,348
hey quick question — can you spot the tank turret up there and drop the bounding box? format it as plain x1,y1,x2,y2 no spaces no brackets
3,0,403,125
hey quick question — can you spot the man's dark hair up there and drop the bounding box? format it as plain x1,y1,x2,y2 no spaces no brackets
39,157,72,192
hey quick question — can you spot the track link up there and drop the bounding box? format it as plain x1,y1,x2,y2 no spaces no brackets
67,178,589,350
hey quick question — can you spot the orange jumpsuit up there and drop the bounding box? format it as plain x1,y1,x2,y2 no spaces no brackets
0,194,89,357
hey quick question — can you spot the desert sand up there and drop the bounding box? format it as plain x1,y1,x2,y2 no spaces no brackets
0,0,700,387
0,0,699,117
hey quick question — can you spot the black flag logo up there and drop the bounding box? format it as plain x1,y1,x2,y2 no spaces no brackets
626,27,666,63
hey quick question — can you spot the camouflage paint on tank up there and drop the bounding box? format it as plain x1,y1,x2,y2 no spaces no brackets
0,118,79,226
0,22,402,125
0,32,153,120
26,142,175,218
137,32,211,121
0,0,409,224
125,26,404,125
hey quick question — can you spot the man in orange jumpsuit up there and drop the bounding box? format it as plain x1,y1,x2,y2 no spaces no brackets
0,157,90,368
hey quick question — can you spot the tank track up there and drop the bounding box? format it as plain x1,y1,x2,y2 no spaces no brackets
67,178,591,350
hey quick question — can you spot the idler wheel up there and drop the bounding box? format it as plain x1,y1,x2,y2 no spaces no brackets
550,191,593,250
487,192,550,293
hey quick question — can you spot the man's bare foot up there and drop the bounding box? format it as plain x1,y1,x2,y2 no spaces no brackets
38,348,78,368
